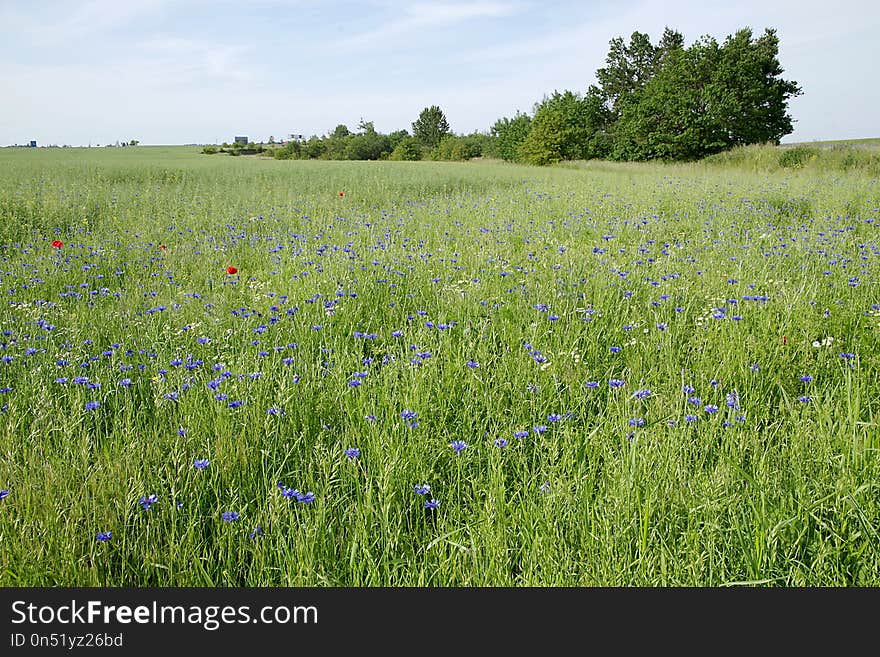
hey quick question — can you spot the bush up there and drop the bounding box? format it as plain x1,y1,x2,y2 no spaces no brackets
201,146,217,155
433,136,470,161
778,146,817,169
389,137,423,161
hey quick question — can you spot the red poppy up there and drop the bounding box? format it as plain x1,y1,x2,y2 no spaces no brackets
159,244,166,250
226,266,238,275
51,240,63,248
338,191,344,197
782,335,787,345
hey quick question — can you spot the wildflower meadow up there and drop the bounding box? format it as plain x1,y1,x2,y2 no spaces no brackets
0,145,878,586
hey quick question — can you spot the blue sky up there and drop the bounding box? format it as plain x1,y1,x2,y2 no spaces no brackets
2,0,878,146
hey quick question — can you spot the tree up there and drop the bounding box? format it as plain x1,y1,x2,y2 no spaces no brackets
611,27,801,160
517,90,611,165
389,137,423,161
488,112,532,162
412,105,451,148
129,139,139,146
388,129,410,151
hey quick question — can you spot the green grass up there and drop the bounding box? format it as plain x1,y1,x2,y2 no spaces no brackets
0,146,878,586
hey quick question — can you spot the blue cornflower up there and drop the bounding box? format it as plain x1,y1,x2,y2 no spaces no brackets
249,526,264,540
221,511,239,522
840,353,855,359
533,425,548,434
609,379,625,388
539,481,551,493
298,492,316,504
401,409,418,428
656,322,668,330
228,400,244,409
345,447,361,460
610,346,621,353
0,489,9,501
687,396,702,406
193,458,210,469
177,427,186,437
96,531,112,542
139,494,158,510
84,400,100,411
266,407,285,416
628,417,645,427
413,484,431,495
682,384,696,394
279,486,300,500
798,395,812,403
450,440,467,454
799,375,814,383
423,498,440,510
632,389,651,400
494,438,508,448
584,381,599,389
704,404,719,414
685,414,698,423
547,413,562,423
466,359,480,368
513,430,529,439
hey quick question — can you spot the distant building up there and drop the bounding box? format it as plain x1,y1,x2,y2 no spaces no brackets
29,140,36,148
234,136,248,145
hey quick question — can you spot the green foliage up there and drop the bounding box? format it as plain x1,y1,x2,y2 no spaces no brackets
610,27,801,161
201,146,217,155
388,137,423,161
432,135,471,161
489,112,532,162
778,146,818,169
518,90,612,165
412,105,451,148
388,129,410,152
271,140,303,160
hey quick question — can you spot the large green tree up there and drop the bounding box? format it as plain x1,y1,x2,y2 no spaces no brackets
412,105,451,148
612,27,801,160
488,112,532,162
518,90,612,165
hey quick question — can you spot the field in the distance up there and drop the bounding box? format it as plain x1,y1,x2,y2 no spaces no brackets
0,146,878,586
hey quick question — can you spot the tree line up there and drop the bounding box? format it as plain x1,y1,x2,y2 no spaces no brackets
207,26,801,165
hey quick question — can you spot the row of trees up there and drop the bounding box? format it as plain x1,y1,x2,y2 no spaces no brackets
494,27,801,163
267,107,491,162
220,26,800,165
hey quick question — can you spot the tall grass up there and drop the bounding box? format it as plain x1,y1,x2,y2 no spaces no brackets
0,146,878,586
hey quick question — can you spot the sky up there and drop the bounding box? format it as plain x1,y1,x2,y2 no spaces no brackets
1,0,878,146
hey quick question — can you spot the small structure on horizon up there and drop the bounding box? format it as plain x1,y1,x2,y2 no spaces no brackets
29,140,37,148
234,136,248,145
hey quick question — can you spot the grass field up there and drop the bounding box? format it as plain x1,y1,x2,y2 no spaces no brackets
0,146,878,586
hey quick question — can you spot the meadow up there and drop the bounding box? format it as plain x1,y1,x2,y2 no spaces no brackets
0,145,878,586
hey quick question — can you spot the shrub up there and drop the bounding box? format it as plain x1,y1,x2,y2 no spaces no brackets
389,137,423,161
778,146,817,169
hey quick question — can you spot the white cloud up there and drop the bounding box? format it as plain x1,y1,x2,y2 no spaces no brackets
333,1,521,51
